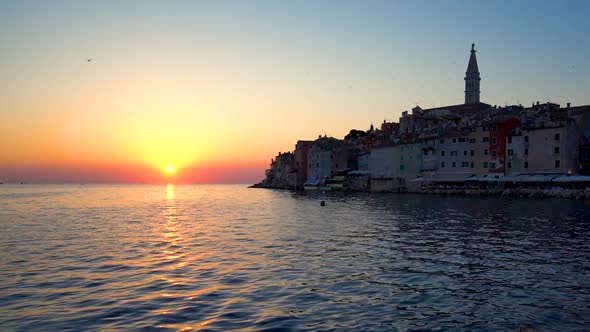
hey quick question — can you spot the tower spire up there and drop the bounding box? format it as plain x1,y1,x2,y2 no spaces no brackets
465,43,481,104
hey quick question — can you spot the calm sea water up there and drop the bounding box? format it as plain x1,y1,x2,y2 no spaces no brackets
0,184,589,331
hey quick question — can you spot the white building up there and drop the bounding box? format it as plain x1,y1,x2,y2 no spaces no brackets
506,121,581,175
432,132,475,181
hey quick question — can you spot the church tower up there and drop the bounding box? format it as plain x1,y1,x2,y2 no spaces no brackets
464,43,481,104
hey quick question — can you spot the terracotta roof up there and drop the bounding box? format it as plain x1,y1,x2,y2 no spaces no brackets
567,105,590,115
440,130,469,138
420,102,491,114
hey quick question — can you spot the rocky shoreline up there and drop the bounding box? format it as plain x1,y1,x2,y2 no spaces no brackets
250,183,590,200
416,186,590,200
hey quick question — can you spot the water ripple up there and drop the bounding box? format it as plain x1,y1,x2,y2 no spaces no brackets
0,185,589,331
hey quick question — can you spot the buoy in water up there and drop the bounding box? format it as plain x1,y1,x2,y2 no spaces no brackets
320,201,325,206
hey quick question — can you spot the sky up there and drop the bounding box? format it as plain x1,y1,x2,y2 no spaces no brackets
1,0,589,183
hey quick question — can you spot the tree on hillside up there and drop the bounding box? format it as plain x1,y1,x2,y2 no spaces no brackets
344,129,368,140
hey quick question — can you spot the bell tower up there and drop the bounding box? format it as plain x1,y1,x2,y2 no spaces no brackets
465,43,481,104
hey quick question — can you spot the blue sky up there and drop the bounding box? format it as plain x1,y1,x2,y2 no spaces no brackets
2,0,588,113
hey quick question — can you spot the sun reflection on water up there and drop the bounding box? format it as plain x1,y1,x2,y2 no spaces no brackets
163,184,185,264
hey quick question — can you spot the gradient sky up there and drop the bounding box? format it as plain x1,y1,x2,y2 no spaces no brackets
1,0,589,183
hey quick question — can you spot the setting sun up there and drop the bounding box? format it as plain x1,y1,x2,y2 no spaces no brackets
166,165,175,174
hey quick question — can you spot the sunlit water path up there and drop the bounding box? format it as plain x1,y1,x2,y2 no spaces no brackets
1,185,589,331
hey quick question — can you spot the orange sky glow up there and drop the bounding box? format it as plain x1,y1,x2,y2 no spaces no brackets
2,1,589,183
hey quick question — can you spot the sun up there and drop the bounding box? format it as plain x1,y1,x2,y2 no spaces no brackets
165,165,175,175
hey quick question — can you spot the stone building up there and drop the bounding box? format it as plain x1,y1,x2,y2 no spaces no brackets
294,140,313,188
368,146,397,191
506,120,580,175
465,43,481,104
433,131,475,181
307,136,353,183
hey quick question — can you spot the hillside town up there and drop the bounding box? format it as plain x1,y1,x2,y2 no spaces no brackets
255,44,590,198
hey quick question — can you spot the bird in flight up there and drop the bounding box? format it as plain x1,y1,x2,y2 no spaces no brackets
87,59,92,62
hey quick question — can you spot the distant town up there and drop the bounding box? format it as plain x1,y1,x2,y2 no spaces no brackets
255,44,590,199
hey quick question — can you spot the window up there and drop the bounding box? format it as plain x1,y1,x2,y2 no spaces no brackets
440,139,445,144
524,136,529,143
483,126,488,132
463,150,467,156
452,162,456,168
452,138,456,143
524,148,529,155
508,149,514,156
491,163,496,169
555,133,560,140
451,151,457,157
470,162,474,168
484,149,488,155
492,137,497,144
507,137,512,144
555,160,560,168
335,163,339,168
492,150,497,157
400,164,405,170
441,151,446,157
469,138,475,143
483,162,488,168
492,124,497,132
524,161,529,169
441,161,446,168
470,150,475,156
462,162,469,167
507,161,512,169
483,137,489,143
554,147,560,154
316,163,319,168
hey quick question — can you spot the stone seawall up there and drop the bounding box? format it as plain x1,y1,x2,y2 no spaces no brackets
415,186,590,200
251,182,590,200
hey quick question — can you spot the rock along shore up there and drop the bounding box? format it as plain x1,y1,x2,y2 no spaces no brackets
250,183,590,200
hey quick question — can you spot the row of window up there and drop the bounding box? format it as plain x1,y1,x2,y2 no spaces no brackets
505,160,561,169
309,162,340,168
439,146,561,158
439,149,497,157
440,137,499,144
438,133,561,146
441,161,472,168
438,160,562,169
505,147,560,156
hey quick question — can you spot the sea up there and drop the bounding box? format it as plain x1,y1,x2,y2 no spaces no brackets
0,184,589,331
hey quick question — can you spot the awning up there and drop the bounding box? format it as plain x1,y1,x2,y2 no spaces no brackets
304,176,321,186
468,174,504,182
348,170,370,175
431,173,475,182
552,175,590,183
511,174,558,183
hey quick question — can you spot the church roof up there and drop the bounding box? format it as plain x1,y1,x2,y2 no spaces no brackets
466,43,479,74
420,102,491,114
